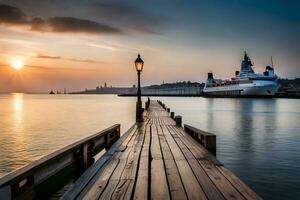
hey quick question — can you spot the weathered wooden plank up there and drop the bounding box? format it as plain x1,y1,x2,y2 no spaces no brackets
217,166,262,200
199,159,245,200
169,125,241,199
97,127,141,200
61,125,135,200
166,126,225,200
150,125,170,200
134,125,151,200
160,126,185,161
80,126,138,200
97,153,133,199
74,126,139,200
167,122,244,200
120,126,146,180
80,153,121,200
160,125,208,200
111,179,135,200
158,130,187,200
169,125,222,165
110,125,146,200
163,159,187,200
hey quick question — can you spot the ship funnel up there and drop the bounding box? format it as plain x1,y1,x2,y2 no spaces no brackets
266,66,273,71
206,72,214,86
265,66,275,77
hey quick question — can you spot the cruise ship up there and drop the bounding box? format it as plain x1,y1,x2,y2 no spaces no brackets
203,52,279,97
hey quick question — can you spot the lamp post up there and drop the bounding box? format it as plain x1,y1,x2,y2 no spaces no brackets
135,54,144,122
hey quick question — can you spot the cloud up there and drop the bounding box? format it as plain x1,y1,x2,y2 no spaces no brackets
0,4,27,24
85,41,138,52
30,17,122,34
0,4,122,35
36,54,104,64
67,58,102,64
24,64,92,70
0,2,165,35
36,54,61,59
87,2,164,34
85,42,117,51
0,38,38,45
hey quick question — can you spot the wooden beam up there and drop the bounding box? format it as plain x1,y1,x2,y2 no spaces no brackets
184,124,216,155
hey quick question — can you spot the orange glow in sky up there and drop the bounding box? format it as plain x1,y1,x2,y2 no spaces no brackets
0,2,299,93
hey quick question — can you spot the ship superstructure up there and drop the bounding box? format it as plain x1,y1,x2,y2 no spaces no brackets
203,52,279,97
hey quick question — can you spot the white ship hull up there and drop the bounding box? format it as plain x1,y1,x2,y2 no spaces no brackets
203,80,279,96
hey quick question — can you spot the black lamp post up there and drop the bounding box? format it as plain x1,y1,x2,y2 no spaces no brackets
135,54,144,122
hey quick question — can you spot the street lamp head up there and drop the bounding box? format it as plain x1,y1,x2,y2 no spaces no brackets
135,54,144,72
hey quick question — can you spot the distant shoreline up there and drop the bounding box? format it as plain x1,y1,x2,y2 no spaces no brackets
1,93,298,99
117,93,300,98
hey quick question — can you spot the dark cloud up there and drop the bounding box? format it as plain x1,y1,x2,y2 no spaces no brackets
46,17,121,34
67,58,102,64
0,4,27,24
36,54,61,59
87,2,164,34
36,54,104,64
0,1,165,34
0,4,122,34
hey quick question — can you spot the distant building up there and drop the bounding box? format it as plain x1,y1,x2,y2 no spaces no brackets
72,81,204,95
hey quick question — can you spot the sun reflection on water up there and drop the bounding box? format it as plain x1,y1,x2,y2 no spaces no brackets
12,93,24,128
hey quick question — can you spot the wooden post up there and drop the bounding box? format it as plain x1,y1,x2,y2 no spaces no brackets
146,98,150,110
167,108,170,113
106,127,120,150
175,116,182,127
157,100,161,105
136,101,143,122
171,112,174,119
204,135,216,155
82,143,88,170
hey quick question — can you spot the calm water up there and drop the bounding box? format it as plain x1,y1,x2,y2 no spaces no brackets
0,94,300,199
0,94,136,177
152,97,300,200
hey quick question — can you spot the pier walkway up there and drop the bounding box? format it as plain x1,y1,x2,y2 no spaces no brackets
63,101,261,200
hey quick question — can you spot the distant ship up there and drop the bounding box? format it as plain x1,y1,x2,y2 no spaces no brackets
203,52,279,97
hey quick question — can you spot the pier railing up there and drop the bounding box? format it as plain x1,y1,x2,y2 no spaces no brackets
184,124,216,155
0,124,120,200
157,100,216,155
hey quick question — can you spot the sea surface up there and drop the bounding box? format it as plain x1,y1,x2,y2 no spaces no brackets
0,94,300,199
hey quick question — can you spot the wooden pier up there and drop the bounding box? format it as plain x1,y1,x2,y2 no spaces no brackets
62,100,262,200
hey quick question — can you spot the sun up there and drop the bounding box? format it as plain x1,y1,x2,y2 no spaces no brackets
11,60,24,70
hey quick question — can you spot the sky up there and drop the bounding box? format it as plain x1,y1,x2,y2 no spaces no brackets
0,0,299,93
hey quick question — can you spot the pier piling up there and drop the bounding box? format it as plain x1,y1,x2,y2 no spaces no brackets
171,111,175,119
175,115,182,127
